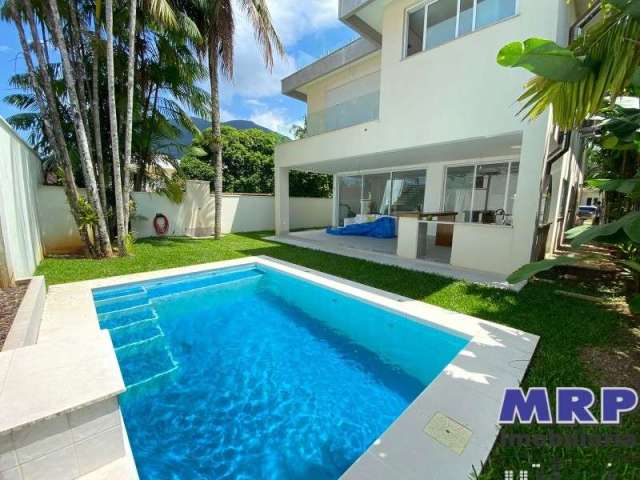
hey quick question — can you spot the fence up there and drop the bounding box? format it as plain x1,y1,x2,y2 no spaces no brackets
0,119,332,280
38,181,332,253
0,119,43,286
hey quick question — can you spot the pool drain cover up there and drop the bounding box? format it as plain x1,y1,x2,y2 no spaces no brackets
424,412,472,455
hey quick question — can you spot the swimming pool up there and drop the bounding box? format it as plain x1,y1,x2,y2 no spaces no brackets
93,263,470,479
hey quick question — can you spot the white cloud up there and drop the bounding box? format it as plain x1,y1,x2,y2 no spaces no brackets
220,108,236,122
249,109,303,138
220,0,341,100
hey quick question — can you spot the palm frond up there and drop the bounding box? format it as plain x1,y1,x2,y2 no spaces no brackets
507,4,640,129
238,0,284,70
146,0,178,28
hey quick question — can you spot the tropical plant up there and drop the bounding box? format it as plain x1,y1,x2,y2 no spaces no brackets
498,0,640,310
182,0,284,239
4,0,208,258
498,0,640,130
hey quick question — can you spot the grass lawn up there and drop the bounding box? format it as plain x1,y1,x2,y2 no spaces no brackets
36,234,639,479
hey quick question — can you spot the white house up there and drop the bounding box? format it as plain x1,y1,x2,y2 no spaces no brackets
274,0,592,278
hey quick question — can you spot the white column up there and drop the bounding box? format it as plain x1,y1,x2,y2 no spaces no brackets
510,112,552,269
275,166,290,235
397,217,420,259
332,175,339,227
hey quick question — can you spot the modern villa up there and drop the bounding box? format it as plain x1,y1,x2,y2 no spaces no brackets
2,0,631,479
274,0,591,277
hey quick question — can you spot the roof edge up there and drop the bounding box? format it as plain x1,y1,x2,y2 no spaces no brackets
282,37,380,101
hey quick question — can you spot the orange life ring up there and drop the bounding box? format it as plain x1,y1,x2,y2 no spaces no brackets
153,213,169,235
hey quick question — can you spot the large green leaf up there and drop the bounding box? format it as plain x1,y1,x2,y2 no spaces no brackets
623,214,640,242
507,257,580,284
570,211,640,246
497,38,591,82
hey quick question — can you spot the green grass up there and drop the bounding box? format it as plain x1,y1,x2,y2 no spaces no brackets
36,234,639,478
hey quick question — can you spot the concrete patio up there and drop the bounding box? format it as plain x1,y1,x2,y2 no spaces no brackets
267,230,517,289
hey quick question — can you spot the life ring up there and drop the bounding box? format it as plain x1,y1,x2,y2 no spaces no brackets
153,213,169,235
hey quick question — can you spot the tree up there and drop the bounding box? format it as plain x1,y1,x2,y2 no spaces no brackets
105,0,127,255
4,0,207,258
7,0,96,256
184,0,284,239
45,0,114,256
497,1,640,130
179,125,333,198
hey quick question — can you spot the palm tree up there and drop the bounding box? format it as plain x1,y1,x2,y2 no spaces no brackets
498,2,640,130
92,8,107,211
104,0,127,255
122,0,138,238
7,0,95,256
45,0,114,257
185,0,284,239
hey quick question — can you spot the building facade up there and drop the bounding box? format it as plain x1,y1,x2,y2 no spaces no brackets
274,0,589,276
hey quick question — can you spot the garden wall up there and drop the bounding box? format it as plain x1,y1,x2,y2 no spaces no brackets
0,119,43,286
37,181,332,251
131,181,332,238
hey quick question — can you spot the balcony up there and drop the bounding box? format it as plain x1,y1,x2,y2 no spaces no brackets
306,90,380,137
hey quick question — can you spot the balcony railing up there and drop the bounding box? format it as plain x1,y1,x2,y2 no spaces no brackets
306,90,380,137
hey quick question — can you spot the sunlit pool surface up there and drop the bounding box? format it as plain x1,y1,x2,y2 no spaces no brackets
93,265,468,479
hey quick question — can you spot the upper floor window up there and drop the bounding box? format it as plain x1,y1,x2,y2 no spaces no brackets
404,0,517,57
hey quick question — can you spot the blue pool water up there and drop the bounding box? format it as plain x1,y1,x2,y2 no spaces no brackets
93,265,468,479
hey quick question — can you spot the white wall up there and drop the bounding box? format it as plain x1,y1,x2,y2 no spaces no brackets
131,181,332,238
0,118,43,284
38,186,87,255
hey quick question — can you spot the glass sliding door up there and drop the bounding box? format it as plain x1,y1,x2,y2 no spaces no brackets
338,176,362,226
362,173,392,216
443,166,475,223
471,162,509,223
506,162,519,221
390,170,426,215
443,161,520,225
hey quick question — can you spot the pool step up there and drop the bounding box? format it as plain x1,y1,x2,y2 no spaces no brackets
145,269,263,299
95,291,150,315
117,340,179,389
99,305,158,330
110,321,164,351
93,284,146,302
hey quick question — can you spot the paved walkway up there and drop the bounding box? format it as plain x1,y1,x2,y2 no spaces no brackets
268,230,522,290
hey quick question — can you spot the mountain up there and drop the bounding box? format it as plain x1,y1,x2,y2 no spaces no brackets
160,117,286,158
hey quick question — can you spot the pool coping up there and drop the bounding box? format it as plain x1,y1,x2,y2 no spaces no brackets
42,256,539,479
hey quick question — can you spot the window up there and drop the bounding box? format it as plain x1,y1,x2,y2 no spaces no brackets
406,6,425,57
476,0,517,30
425,0,457,50
404,0,517,56
443,161,520,225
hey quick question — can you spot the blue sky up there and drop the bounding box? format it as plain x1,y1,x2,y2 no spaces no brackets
0,0,357,139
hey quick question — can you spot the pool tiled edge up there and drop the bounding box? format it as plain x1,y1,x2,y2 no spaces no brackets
42,256,538,479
